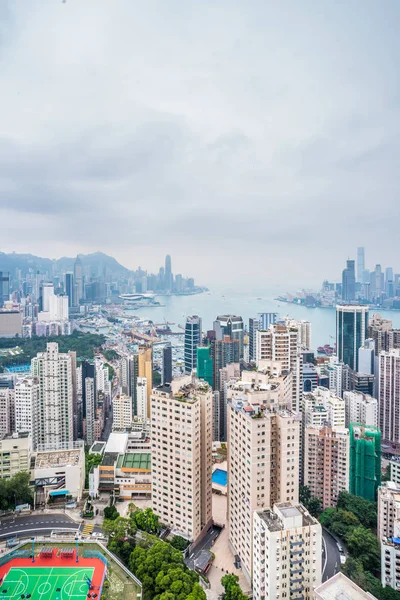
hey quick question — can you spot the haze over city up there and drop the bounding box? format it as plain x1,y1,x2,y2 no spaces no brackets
1,1,400,286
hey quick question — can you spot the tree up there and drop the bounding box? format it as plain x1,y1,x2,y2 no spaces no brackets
221,574,247,600
347,526,380,572
104,505,119,520
0,472,33,511
299,485,322,517
170,536,190,551
132,507,161,534
337,491,377,530
85,453,102,487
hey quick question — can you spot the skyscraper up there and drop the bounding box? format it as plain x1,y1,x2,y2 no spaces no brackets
248,317,260,362
213,337,240,440
165,254,172,291
357,247,365,283
162,343,172,385
81,360,96,440
336,304,369,371
65,272,75,307
214,315,244,358
0,272,10,308
184,316,202,373
196,345,213,386
138,347,152,416
74,255,83,305
258,312,278,330
31,342,74,450
342,259,356,301
151,375,213,542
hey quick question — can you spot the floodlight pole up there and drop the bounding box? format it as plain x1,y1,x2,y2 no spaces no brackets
75,536,79,563
31,537,35,563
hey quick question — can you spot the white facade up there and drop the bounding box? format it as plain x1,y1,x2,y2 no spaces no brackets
32,444,85,500
0,389,12,440
228,395,300,582
31,342,74,450
256,324,303,412
112,394,133,431
14,377,40,446
136,377,147,421
344,390,378,428
390,459,400,488
315,572,377,599
151,376,213,542
0,434,32,479
253,503,322,600
85,378,95,446
378,481,400,541
49,294,69,321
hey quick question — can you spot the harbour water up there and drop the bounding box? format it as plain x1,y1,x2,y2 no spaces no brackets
128,287,400,352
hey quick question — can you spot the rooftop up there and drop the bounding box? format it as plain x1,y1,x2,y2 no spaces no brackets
34,449,82,469
314,572,377,599
257,503,316,531
116,452,151,471
105,432,129,454
101,452,119,467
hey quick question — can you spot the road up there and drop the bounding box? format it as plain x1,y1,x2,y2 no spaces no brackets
0,513,101,540
322,528,341,582
185,525,222,571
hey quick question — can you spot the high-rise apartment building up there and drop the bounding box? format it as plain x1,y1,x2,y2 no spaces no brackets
196,345,213,386
343,390,378,428
249,317,260,362
81,360,96,439
151,376,213,542
336,304,369,371
258,313,278,331
342,259,356,302
252,503,322,600
136,377,147,421
31,343,74,450
138,346,152,416
112,394,133,431
315,573,376,600
304,426,349,509
84,377,95,446
349,423,381,501
358,339,375,375
0,389,12,440
378,481,400,542
285,318,312,350
184,316,202,374
368,314,400,354
357,247,365,283
214,315,244,359
228,395,300,582
379,350,400,444
213,337,240,440
162,344,172,385
256,324,303,412
327,356,351,398
14,377,39,445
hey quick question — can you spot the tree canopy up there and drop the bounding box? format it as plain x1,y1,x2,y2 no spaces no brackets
221,574,247,600
0,472,33,511
132,507,161,534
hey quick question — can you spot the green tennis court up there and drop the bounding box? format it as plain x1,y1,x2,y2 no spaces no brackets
0,567,95,600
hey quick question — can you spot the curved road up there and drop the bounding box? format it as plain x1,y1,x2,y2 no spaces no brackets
0,513,100,540
322,528,341,582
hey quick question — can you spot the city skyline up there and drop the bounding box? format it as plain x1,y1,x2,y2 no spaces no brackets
1,1,400,286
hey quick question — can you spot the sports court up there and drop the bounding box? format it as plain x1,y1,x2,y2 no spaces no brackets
0,550,106,600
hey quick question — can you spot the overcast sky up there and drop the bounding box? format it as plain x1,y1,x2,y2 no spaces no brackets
1,1,399,287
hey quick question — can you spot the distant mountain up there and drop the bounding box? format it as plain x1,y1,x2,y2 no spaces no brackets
0,251,134,278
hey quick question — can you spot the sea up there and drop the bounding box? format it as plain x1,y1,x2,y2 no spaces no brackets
125,286,400,353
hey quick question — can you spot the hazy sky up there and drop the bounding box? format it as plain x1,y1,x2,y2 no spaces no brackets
1,1,399,287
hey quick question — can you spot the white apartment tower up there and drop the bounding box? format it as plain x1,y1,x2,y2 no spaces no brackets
136,377,147,421
344,390,378,428
31,343,74,450
84,377,95,446
256,323,303,412
379,350,400,444
151,376,213,542
253,503,322,600
228,396,300,582
112,394,133,431
14,377,40,446
378,481,400,541
0,389,12,440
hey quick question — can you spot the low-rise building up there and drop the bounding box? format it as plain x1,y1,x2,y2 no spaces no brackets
252,502,322,600
314,572,378,599
0,433,32,479
31,443,85,501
